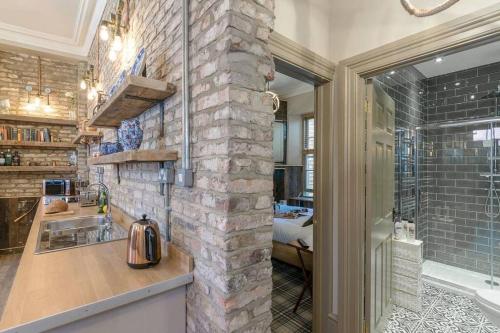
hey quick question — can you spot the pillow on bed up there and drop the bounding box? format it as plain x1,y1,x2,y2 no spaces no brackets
302,217,313,227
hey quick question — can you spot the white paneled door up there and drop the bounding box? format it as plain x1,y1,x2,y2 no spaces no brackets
365,81,395,333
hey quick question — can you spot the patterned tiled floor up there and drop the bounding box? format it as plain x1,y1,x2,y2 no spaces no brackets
271,259,312,333
385,283,500,333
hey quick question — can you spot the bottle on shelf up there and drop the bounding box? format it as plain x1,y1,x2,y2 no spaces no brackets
97,187,107,214
0,151,5,166
408,221,416,241
4,149,12,166
12,151,20,166
393,209,405,240
68,151,77,166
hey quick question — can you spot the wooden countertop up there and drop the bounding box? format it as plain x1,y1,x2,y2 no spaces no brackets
0,201,193,332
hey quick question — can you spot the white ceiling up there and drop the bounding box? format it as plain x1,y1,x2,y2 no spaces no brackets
415,40,500,78
269,72,314,99
0,0,105,60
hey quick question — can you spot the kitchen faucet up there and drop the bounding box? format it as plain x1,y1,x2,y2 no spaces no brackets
85,182,112,224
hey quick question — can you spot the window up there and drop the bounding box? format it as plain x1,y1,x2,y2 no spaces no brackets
303,116,314,195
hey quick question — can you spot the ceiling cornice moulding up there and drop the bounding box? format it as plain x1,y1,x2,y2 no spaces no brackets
0,0,105,60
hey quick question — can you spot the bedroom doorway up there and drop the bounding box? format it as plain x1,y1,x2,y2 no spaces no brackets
268,32,335,333
269,69,315,332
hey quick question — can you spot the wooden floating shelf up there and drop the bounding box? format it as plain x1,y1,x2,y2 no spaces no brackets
0,140,77,149
0,166,77,173
0,114,77,126
88,75,176,128
72,131,102,144
88,149,178,165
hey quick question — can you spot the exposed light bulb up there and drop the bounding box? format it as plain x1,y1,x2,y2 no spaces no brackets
390,70,396,75
34,96,41,107
87,87,97,101
43,104,53,113
108,49,118,61
25,103,36,112
435,57,444,63
95,81,103,92
112,35,123,52
99,25,109,41
80,79,87,90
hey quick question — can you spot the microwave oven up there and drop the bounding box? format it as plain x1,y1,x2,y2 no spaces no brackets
42,179,74,196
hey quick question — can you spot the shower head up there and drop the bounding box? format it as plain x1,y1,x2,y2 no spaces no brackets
480,84,500,99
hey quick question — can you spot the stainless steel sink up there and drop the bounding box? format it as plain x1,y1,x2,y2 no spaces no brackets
35,216,128,254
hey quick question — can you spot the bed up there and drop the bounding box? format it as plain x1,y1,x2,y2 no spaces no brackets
272,205,314,271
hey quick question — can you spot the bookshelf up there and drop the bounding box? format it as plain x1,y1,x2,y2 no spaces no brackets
0,141,77,149
0,114,77,126
0,166,77,173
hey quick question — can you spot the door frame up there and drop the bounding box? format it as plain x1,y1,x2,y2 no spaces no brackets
269,32,336,333
335,4,500,333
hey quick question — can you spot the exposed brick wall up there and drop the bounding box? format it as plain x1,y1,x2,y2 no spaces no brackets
86,0,275,331
0,50,88,198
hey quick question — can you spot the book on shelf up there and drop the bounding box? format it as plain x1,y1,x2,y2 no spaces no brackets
0,126,54,142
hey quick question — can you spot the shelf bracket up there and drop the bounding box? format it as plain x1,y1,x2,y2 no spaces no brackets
123,94,165,137
159,162,166,196
159,101,165,138
116,164,121,184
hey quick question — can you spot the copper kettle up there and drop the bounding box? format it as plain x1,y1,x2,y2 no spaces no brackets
127,214,161,269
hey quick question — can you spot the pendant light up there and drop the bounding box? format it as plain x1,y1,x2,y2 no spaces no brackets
43,88,53,113
99,23,110,41
401,0,460,17
265,81,280,113
25,56,47,111
111,30,123,52
34,56,42,107
98,0,129,63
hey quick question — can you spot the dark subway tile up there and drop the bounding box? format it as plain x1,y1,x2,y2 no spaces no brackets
447,95,467,105
478,82,500,94
456,101,479,111
437,89,456,99
478,62,500,76
437,73,457,84
456,68,478,80
456,85,478,96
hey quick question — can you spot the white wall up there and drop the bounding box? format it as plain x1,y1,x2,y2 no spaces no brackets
285,92,314,166
274,0,500,63
329,0,500,62
274,0,332,60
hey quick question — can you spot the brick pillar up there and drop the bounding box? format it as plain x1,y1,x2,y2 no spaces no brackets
171,0,275,332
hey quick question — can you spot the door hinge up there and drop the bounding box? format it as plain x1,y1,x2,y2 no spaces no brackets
364,99,369,113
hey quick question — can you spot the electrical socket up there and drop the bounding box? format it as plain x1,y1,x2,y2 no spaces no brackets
175,168,193,187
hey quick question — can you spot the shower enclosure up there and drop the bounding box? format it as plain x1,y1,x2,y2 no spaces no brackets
377,62,500,293
397,117,500,290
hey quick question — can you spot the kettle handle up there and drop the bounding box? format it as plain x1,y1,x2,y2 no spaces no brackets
145,226,157,262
